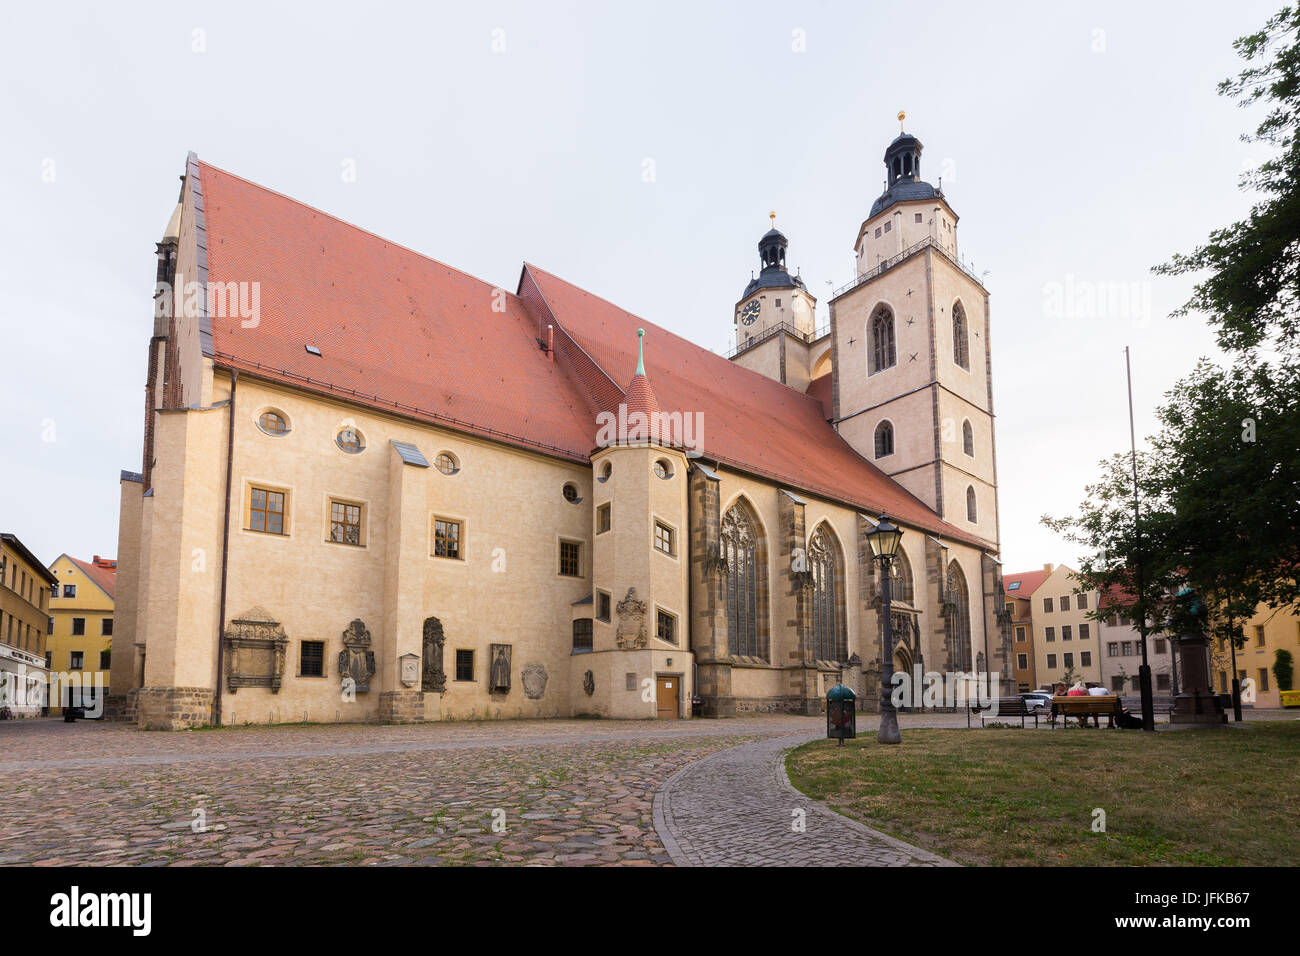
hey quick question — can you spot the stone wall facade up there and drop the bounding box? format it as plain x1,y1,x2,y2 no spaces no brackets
135,686,213,731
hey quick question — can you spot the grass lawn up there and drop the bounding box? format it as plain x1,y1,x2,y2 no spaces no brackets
786,722,1300,866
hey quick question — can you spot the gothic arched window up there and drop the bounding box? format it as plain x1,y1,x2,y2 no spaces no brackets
962,419,974,457
808,525,846,662
953,301,970,370
870,305,896,375
966,485,977,523
891,546,915,605
946,561,973,672
874,420,894,459
722,501,767,661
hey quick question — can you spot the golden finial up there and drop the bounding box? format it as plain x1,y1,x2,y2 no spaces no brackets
898,110,906,133
769,210,776,227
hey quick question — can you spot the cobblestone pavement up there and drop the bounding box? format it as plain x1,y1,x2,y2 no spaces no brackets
654,732,954,867
0,714,974,866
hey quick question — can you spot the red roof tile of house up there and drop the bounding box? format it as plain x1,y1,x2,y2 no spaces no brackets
807,372,832,419
191,158,990,551
198,161,596,462
70,555,116,600
1002,568,1050,598
524,264,988,548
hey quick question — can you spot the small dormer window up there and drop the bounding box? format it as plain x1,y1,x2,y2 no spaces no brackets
305,345,322,356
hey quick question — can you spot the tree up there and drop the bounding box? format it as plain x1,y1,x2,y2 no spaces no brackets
1154,5,1300,353
1275,648,1295,691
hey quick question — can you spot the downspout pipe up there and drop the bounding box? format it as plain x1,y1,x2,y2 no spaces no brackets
212,369,237,726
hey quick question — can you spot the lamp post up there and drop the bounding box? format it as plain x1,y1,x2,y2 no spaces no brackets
867,513,903,745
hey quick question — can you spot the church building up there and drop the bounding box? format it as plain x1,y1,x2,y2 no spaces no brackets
110,121,1013,730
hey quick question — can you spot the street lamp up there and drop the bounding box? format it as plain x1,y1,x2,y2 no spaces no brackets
867,513,904,744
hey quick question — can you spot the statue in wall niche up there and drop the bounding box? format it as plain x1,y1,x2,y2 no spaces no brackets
583,670,595,696
338,619,376,694
489,644,512,693
522,662,548,700
422,616,446,693
615,587,649,650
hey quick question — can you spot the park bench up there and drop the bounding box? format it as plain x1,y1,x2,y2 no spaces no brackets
1050,695,1121,728
967,696,1040,728
1120,695,1177,717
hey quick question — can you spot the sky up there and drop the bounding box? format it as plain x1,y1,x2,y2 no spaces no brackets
0,0,1279,573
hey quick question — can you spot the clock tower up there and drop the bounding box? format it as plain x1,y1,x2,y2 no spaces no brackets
729,214,827,392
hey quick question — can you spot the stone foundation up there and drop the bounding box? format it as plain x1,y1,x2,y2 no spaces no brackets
135,686,214,730
102,692,137,723
378,690,424,724
735,695,823,715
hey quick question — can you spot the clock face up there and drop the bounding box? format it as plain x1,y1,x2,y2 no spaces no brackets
740,300,760,326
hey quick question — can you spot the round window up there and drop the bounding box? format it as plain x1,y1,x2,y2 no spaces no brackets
257,410,290,436
598,461,612,482
654,459,673,480
435,452,459,475
563,483,581,503
336,427,365,454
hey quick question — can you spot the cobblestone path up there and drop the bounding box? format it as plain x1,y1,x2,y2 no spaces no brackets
654,733,954,867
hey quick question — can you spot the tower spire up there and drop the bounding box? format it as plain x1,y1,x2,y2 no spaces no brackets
636,327,646,375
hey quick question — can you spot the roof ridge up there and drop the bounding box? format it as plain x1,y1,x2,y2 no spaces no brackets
198,158,522,301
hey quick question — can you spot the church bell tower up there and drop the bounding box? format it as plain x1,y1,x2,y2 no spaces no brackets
828,115,999,549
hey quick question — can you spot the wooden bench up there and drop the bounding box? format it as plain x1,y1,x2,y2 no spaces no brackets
1050,695,1121,728
967,696,1040,728
1120,695,1176,717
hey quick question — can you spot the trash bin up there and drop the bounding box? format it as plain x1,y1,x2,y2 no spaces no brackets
826,684,856,742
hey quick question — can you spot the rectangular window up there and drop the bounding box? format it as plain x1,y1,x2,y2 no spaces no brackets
1156,673,1170,690
1045,627,1055,642
656,609,676,645
914,212,923,223
1255,625,1266,647
1017,653,1028,670
1060,595,1070,611
1112,676,1126,691
1122,641,1133,656
572,619,593,651
102,618,113,636
69,651,84,670
1004,602,1014,618
559,541,582,577
597,591,611,622
1062,625,1073,641
1080,651,1091,667
1043,597,1053,613
1077,593,1088,610
1108,642,1119,657
654,521,675,556
249,487,286,535
300,641,325,677
433,518,461,559
455,649,474,682
50,583,59,599
1259,668,1270,692
1015,626,1026,643
1079,623,1090,640
330,500,363,546
874,226,882,239
774,298,781,308
1046,654,1057,669
1154,638,1166,654
99,650,111,670
63,584,76,598
47,617,54,634
1063,653,1074,668
883,220,891,233
71,617,85,636
596,503,611,534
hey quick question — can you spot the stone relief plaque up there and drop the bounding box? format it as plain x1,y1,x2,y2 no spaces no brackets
522,662,548,699
422,616,446,693
338,619,376,694
583,670,596,697
615,587,648,650
223,607,289,694
489,643,512,693
399,653,420,688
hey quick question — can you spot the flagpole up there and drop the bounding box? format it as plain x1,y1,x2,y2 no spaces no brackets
1125,347,1156,732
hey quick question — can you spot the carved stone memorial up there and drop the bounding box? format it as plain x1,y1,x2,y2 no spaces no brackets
615,587,649,650
399,652,420,688
422,616,446,693
489,643,512,694
522,662,548,699
338,619,376,694
223,607,289,694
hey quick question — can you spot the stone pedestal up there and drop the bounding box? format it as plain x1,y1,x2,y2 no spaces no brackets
378,690,424,724
135,686,213,730
1170,633,1225,726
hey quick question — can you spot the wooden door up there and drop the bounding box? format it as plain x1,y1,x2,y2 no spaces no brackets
656,676,679,719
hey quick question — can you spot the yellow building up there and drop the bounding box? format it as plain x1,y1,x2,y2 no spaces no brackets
1013,563,1102,689
113,126,1014,730
1213,607,1300,709
0,532,55,718
46,554,117,714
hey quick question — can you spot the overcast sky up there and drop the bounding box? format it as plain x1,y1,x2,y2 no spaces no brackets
0,0,1278,574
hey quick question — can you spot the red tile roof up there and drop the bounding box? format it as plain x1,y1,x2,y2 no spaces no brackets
199,162,596,462
192,158,990,551
69,555,116,600
807,372,832,419
1002,568,1050,598
524,264,988,548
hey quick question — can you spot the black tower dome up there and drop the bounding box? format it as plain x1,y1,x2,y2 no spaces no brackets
869,112,943,218
743,213,806,297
